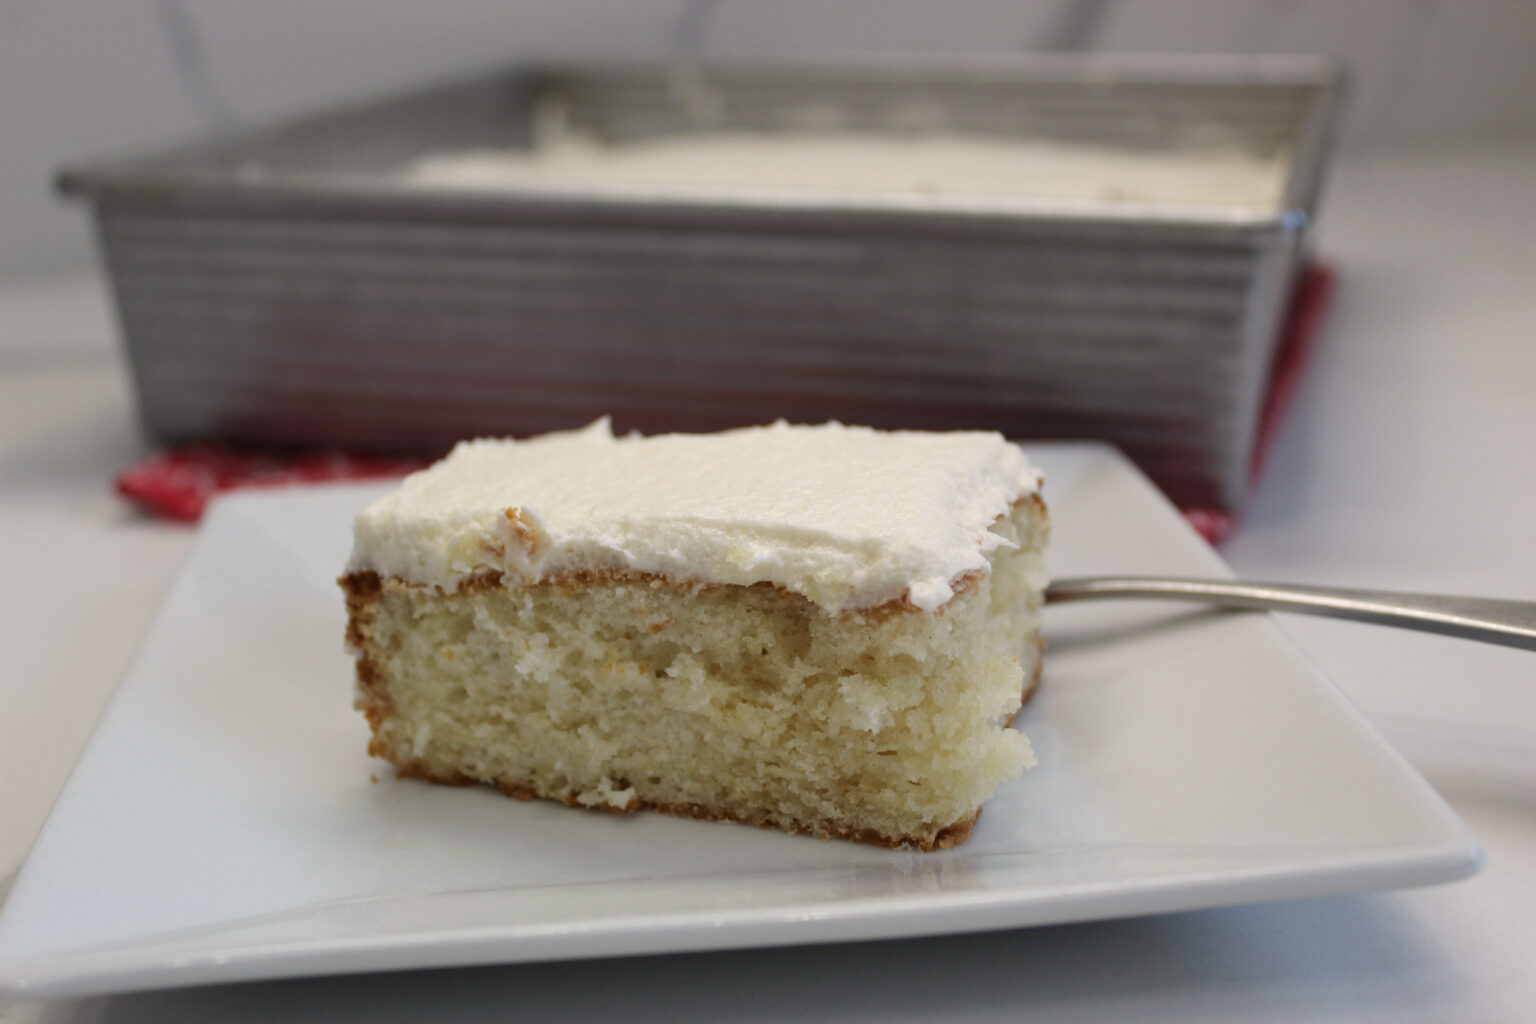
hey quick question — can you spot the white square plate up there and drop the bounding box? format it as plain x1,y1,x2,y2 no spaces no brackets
0,443,1481,998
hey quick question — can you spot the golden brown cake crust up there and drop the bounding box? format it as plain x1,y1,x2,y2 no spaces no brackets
387,757,981,852
360,565,985,625
342,570,392,733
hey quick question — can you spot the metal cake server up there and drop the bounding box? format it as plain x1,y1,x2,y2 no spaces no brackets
1045,577,1536,651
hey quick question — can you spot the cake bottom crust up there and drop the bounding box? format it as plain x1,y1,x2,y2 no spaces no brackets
387,757,984,851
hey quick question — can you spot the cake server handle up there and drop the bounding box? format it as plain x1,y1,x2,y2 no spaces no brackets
1044,577,1536,651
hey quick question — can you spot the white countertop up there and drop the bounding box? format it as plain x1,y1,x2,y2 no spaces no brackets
3,142,1534,1023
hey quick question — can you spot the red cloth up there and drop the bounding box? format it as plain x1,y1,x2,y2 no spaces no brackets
1180,262,1336,543
115,265,1335,541
116,445,432,522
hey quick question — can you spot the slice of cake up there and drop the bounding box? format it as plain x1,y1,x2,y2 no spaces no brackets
341,419,1049,850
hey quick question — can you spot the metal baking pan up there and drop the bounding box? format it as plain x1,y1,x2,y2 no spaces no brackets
59,55,1344,510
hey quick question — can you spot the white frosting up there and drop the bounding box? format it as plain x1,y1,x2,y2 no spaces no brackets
349,420,1041,614
406,130,1287,212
